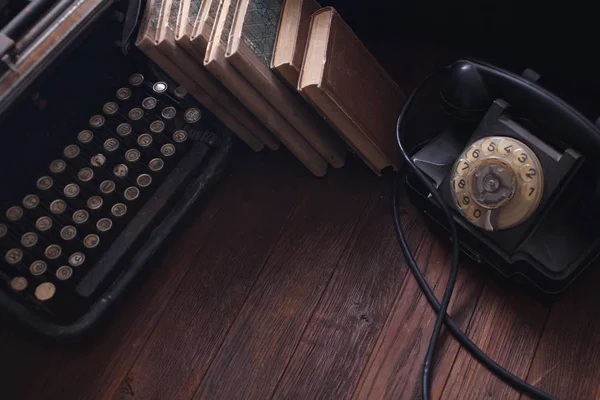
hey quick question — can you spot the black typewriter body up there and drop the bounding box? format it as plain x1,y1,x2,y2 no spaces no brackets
0,4,231,339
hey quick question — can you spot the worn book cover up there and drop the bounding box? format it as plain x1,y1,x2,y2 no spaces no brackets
203,0,329,176
271,0,320,88
299,7,406,174
136,0,264,151
227,0,346,168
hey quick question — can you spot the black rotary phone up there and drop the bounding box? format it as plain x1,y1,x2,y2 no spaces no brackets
405,59,600,295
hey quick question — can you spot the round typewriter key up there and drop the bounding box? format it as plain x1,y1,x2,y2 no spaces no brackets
128,107,144,121
174,86,187,99
30,260,47,276
63,183,80,198
137,133,153,148
160,143,176,157
35,282,56,301
22,194,40,210
103,101,119,116
63,144,80,159
136,174,152,188
44,244,61,260
36,176,54,191
0,223,7,238
90,153,107,168
104,138,120,153
96,218,113,233
60,226,77,241
142,97,157,111
21,232,38,248
56,266,73,281
77,130,94,144
77,168,94,183
113,164,129,179
6,206,23,222
99,180,116,195
89,115,106,129
173,130,188,144
72,209,89,225
111,203,127,218
36,216,53,232
128,73,144,87
117,123,133,137
125,148,141,163
49,159,66,174
184,108,201,124
150,120,165,134
69,252,85,267
86,196,103,211
83,234,100,249
148,158,164,172
116,87,132,101
153,81,168,94
5,248,23,264
161,106,176,120
124,186,140,201
10,277,27,292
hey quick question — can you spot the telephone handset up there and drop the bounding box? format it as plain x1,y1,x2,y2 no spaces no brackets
406,59,600,295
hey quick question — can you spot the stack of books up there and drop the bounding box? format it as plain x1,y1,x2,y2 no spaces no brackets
136,0,406,176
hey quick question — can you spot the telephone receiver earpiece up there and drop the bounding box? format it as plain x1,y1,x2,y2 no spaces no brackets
440,61,492,121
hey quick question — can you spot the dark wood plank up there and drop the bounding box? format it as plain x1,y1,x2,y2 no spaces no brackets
352,232,484,400
524,265,600,399
441,282,550,399
271,188,428,399
7,150,302,400
187,162,380,400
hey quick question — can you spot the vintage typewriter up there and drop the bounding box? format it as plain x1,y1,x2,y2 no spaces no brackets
0,0,231,339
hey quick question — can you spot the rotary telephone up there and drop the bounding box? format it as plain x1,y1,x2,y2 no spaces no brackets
405,59,600,295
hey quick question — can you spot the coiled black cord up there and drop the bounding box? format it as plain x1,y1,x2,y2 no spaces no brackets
393,68,556,400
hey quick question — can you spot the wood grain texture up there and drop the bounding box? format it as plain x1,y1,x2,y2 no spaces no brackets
441,282,550,399
191,161,380,400
271,188,428,399
523,265,600,399
352,231,484,400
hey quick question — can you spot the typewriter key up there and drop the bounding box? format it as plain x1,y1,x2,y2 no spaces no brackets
6,206,24,222
69,252,85,267
116,123,133,137
56,266,73,281
89,115,106,130
72,210,89,225
137,133,153,148
173,130,188,144
63,183,80,199
111,203,127,218
50,200,67,215
161,106,176,120
90,154,107,168
128,107,144,122
128,73,144,87
5,248,23,264
104,138,120,153
136,174,152,188
30,260,47,276
49,159,66,174
148,158,164,172
113,164,129,179
83,234,100,249
77,168,94,183
184,108,202,124
174,86,187,99
96,218,113,233
77,130,94,145
60,226,77,241
99,180,116,195
35,216,53,232
125,149,141,163
10,277,27,292
63,144,80,160
160,144,176,158
21,232,38,248
102,101,119,116
86,196,103,211
22,194,40,210
153,81,168,95
116,87,132,101
44,244,61,260
142,97,157,111
35,282,56,301
0,223,7,239
124,186,140,201
150,120,165,134
36,176,54,191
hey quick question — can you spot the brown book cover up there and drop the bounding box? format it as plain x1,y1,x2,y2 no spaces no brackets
136,0,265,151
227,0,346,168
299,7,406,174
202,0,328,176
271,0,320,89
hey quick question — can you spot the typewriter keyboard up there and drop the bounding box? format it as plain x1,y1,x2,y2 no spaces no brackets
0,73,212,324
